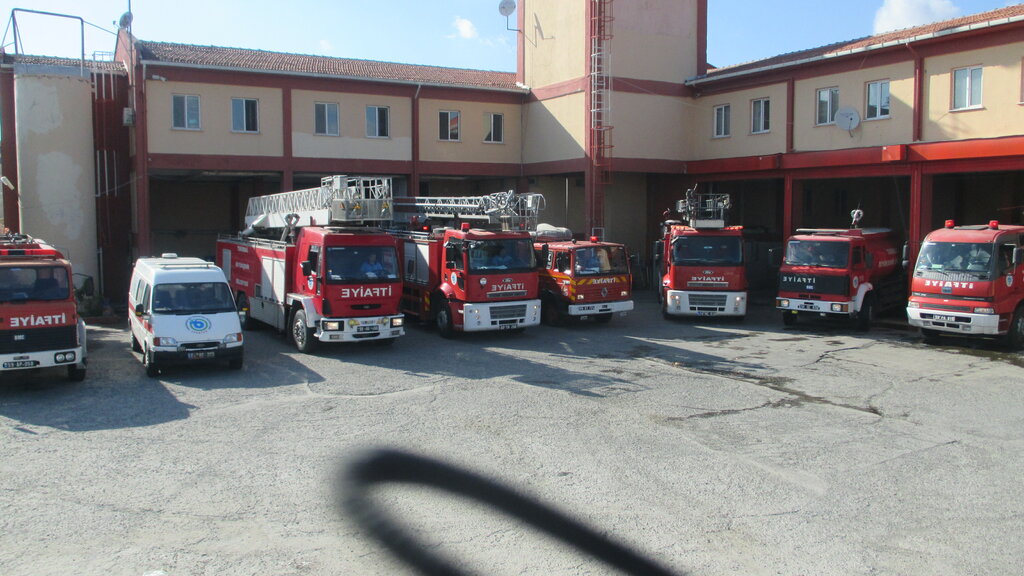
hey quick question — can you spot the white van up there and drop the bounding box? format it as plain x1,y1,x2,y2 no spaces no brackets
128,254,244,377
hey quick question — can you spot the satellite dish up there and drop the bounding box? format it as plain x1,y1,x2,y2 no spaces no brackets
835,106,860,132
498,0,517,17
118,11,133,29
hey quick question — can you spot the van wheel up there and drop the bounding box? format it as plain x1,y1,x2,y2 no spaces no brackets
291,309,318,353
67,364,86,382
1004,305,1024,350
435,300,455,339
143,346,159,378
236,292,253,330
131,333,142,352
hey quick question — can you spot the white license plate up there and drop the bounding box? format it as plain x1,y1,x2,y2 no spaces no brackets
798,303,819,311
697,311,716,316
357,325,379,333
187,351,215,360
932,315,956,322
3,360,39,368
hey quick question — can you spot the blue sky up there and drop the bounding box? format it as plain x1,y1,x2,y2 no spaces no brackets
1,0,1019,73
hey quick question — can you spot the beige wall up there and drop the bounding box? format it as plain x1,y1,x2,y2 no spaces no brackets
794,62,915,151
690,83,788,159
923,41,1024,142
522,1,586,88
523,92,586,164
612,0,700,83
612,92,689,161
292,90,411,161
14,69,99,282
147,81,283,156
417,99,523,164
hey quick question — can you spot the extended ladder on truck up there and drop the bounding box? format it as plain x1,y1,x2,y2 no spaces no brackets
244,175,393,234
394,190,545,232
674,186,731,230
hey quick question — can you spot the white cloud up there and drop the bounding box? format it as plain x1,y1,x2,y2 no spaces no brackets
873,0,962,34
449,16,479,40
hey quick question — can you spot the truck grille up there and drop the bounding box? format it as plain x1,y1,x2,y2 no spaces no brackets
688,294,727,307
779,274,849,296
0,325,77,354
491,305,526,320
180,341,219,350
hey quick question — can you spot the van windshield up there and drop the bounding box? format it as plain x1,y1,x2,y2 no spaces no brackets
152,282,236,314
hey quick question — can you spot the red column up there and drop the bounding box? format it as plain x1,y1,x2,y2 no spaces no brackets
909,165,933,254
1,66,20,231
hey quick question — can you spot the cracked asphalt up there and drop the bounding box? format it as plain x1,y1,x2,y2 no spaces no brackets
1,292,1022,576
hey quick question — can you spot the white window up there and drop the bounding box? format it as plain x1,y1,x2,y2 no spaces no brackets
751,98,770,134
952,66,983,110
866,80,890,119
231,98,259,133
484,113,503,143
713,104,730,138
366,105,389,138
816,87,839,125
172,94,200,130
439,110,460,141
314,102,339,136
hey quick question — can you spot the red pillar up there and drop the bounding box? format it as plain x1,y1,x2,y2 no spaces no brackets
1,66,19,231
783,174,804,237
909,165,933,255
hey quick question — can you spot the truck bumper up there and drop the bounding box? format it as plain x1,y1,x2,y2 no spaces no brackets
315,315,405,342
776,297,853,318
907,308,1001,335
461,299,541,332
666,290,747,317
568,299,634,316
1,346,84,372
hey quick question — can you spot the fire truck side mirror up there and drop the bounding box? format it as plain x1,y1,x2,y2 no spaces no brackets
901,242,910,269
768,247,781,267
300,261,312,276
1013,247,1023,266
538,244,549,268
652,240,663,268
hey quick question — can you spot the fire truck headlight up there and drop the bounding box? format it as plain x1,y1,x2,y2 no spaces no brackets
778,299,790,308
390,317,404,328
347,319,359,328
831,303,848,313
576,294,585,301
974,307,995,314
55,352,75,363
153,337,178,347
907,301,920,309
323,321,341,331
621,290,629,297
222,333,242,344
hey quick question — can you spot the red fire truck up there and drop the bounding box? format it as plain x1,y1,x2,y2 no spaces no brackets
216,176,404,352
775,211,904,330
906,219,1024,348
532,224,633,325
654,188,747,318
390,191,543,337
0,232,87,381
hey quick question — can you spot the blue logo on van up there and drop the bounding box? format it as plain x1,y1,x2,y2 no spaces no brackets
187,316,211,333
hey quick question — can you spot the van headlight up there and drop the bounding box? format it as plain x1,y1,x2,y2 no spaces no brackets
153,337,178,346
222,333,242,344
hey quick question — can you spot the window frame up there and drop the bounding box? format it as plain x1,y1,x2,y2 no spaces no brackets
484,112,504,143
171,94,201,131
439,110,461,142
314,101,340,136
231,97,260,133
713,104,731,138
865,80,891,120
366,105,390,138
951,65,983,111
816,87,839,126
751,98,770,134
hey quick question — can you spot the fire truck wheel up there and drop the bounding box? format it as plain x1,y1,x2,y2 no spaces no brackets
143,346,159,378
67,364,86,382
782,311,798,326
856,295,875,332
436,301,455,339
1005,305,1024,350
236,293,253,330
921,328,942,345
595,313,613,323
131,333,142,353
291,309,318,352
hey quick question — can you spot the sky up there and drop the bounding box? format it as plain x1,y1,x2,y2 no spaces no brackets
0,0,1020,73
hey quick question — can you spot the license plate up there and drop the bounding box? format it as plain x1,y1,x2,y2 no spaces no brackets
697,311,716,316
3,360,39,368
357,325,379,333
932,315,956,322
187,351,215,360
798,303,819,311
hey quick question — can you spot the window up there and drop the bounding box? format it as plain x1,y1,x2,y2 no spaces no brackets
866,80,890,119
713,104,730,137
314,102,339,136
366,106,389,138
439,110,460,141
751,98,770,133
817,87,839,125
484,113,503,143
952,66,983,110
231,98,259,133
172,94,200,130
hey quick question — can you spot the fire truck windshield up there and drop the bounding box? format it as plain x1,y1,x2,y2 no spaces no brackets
915,242,994,277
671,236,743,266
574,245,629,276
784,240,849,268
467,239,535,272
0,265,70,302
325,246,399,283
